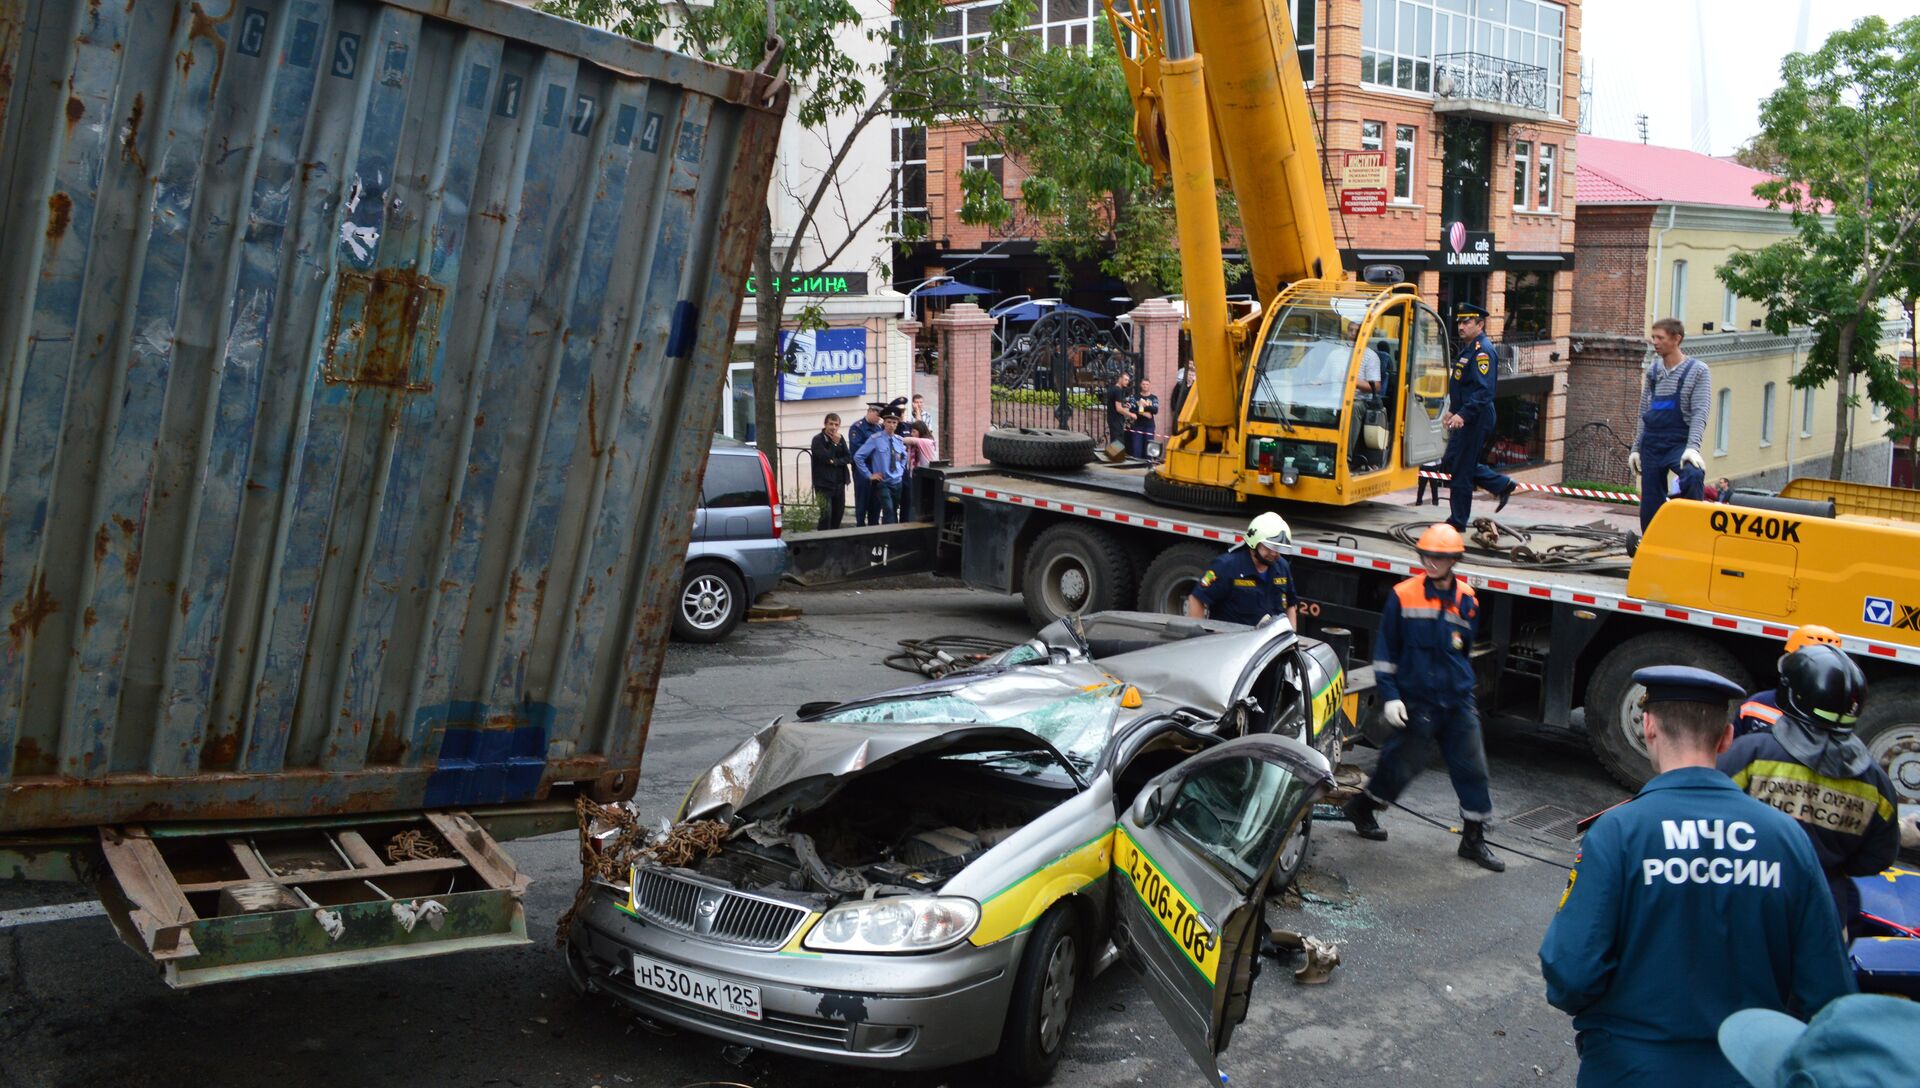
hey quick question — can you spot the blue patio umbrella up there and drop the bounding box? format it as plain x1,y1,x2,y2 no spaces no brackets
911,279,998,297
994,301,1106,323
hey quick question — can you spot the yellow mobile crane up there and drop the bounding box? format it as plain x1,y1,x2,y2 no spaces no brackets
1102,0,1453,509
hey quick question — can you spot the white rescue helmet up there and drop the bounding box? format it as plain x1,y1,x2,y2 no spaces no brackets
1245,511,1291,553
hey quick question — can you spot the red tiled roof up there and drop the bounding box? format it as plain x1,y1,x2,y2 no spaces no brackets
1574,137,1777,209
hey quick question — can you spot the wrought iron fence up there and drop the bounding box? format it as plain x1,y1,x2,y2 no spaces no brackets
1433,52,1552,114
989,312,1142,437
1561,421,1636,491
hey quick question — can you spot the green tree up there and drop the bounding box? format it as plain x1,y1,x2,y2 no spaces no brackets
960,38,1245,299
1717,15,1920,478
542,0,1024,470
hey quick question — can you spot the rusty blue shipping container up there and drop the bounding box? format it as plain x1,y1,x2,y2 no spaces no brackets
0,0,787,833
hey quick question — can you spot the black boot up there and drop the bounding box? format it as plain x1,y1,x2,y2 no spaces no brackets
1458,820,1505,872
1343,796,1388,841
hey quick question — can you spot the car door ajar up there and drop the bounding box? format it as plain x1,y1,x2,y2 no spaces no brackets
1110,734,1332,1083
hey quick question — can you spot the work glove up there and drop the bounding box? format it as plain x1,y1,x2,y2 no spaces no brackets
1383,699,1408,729
1626,450,1641,476
1681,448,1704,470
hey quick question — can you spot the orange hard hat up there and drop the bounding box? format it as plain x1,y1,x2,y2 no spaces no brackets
1784,624,1844,654
1414,523,1466,557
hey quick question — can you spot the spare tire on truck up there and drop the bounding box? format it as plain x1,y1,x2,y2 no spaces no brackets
983,427,1095,471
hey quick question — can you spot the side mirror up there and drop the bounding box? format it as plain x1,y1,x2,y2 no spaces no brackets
1131,783,1171,828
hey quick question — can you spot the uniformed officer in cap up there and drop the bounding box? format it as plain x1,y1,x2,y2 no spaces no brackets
1442,303,1517,530
847,401,887,526
1540,666,1853,1088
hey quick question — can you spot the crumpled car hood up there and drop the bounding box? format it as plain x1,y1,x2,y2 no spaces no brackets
681,721,1067,822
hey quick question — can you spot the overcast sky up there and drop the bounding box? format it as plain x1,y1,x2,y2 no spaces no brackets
1580,0,1920,155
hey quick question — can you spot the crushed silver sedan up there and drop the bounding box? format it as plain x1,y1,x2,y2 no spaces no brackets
565,612,1350,1083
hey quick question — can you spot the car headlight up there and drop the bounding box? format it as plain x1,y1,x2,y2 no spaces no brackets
801,896,980,954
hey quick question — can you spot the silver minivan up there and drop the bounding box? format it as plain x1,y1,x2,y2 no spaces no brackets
676,438,790,642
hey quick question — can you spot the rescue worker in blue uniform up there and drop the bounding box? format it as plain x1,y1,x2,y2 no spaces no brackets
1540,666,1854,1087
1735,625,1843,738
1441,303,1516,531
1187,512,1298,629
1341,523,1505,871
1628,318,1712,531
1719,644,1900,936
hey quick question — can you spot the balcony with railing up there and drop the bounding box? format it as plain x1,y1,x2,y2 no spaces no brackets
1432,52,1554,123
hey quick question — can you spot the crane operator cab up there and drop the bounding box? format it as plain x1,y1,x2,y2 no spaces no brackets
1236,280,1451,506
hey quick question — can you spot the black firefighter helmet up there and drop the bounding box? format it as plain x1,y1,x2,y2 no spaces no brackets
1776,644,1867,732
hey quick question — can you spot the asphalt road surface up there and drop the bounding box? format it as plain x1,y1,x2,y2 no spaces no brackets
1,581,1633,1088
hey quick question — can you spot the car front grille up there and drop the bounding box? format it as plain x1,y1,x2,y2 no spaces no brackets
630,866,808,950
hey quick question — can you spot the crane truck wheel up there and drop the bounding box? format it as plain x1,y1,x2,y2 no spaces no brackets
1137,542,1222,615
1022,523,1136,628
1855,677,1920,807
1585,633,1752,790
1142,468,1241,512
983,427,1095,470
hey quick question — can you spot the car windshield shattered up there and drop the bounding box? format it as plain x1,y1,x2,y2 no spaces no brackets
818,685,1122,772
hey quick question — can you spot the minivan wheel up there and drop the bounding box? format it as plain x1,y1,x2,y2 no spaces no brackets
996,906,1080,1085
673,562,747,643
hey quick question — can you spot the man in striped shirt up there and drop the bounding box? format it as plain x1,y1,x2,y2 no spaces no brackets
1627,318,1713,530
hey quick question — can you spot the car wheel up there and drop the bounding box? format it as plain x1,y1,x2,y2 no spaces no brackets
673,562,746,643
1856,677,1920,806
1272,815,1312,892
1136,541,1221,615
1021,523,1135,628
1585,633,1750,789
996,906,1080,1086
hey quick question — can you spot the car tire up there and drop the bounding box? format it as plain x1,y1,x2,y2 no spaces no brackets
673,561,747,643
1022,523,1136,627
1585,632,1751,789
1136,542,1222,615
1856,677,1920,807
1272,815,1312,892
1142,468,1241,512
983,427,1095,471
996,906,1080,1086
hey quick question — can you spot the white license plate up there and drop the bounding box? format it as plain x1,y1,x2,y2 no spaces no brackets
632,954,762,1021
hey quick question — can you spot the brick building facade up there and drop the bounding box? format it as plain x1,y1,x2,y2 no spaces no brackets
895,0,1582,480
1567,138,1897,491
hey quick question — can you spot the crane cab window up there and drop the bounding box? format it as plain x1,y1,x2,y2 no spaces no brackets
1250,300,1371,432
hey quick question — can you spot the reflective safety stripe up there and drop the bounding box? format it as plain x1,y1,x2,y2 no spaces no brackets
1399,607,1441,620
1374,660,1398,674
1730,759,1897,823
1739,700,1782,724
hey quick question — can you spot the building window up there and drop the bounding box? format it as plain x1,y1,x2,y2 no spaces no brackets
1511,140,1531,209
890,124,928,232
1670,259,1688,320
1714,387,1731,456
1027,0,1097,51
1722,287,1738,331
1489,375,1551,470
1394,124,1417,202
1361,0,1434,93
1363,0,1565,110
1801,387,1816,437
1535,143,1555,210
964,141,1004,187
1361,120,1385,152
1503,270,1554,343
1291,0,1317,83
1761,382,1776,446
